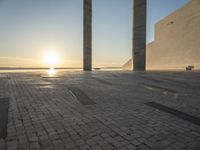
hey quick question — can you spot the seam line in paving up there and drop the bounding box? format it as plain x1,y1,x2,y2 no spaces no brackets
0,98,9,139
68,87,96,105
141,83,177,93
92,77,112,85
145,102,200,126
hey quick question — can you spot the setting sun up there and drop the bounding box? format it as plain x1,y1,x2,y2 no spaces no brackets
43,51,60,67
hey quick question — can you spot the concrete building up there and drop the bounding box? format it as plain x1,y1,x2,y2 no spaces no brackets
124,0,200,71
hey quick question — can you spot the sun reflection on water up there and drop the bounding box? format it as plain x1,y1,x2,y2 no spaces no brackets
47,68,56,77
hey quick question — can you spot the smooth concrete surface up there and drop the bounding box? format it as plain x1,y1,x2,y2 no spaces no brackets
125,0,200,71
0,70,200,149
132,0,147,71
147,0,200,70
122,59,133,70
83,0,92,71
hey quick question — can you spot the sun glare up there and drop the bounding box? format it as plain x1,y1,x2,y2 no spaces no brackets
48,67,56,77
43,51,60,67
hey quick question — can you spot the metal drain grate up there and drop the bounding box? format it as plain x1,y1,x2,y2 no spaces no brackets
145,102,200,126
69,87,96,105
0,98,9,139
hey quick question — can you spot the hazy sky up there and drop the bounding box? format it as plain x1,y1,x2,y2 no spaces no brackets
0,0,190,68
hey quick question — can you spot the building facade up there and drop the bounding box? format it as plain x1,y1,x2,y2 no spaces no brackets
147,0,200,70
123,0,200,71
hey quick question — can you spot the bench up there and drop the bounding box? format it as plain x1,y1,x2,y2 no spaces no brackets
186,65,194,71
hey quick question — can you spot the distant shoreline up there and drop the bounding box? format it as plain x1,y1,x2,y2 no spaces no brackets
0,67,81,70
0,67,122,70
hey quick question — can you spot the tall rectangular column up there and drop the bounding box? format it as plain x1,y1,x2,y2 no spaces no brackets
132,0,147,71
83,0,92,71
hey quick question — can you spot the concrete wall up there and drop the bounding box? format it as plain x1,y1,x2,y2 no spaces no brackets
133,0,146,71
122,59,133,70
147,0,200,70
83,0,92,71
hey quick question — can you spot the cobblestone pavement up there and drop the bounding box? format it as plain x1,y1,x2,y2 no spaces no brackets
0,70,200,150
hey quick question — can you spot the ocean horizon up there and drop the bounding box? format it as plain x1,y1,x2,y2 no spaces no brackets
0,67,122,73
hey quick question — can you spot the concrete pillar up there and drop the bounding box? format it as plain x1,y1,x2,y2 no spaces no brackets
132,0,147,71
83,0,92,71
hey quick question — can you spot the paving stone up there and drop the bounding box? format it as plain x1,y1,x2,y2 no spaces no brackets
91,145,102,150
30,142,40,149
138,144,150,150
1,71,200,150
86,139,96,146
80,144,90,150
126,144,137,150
